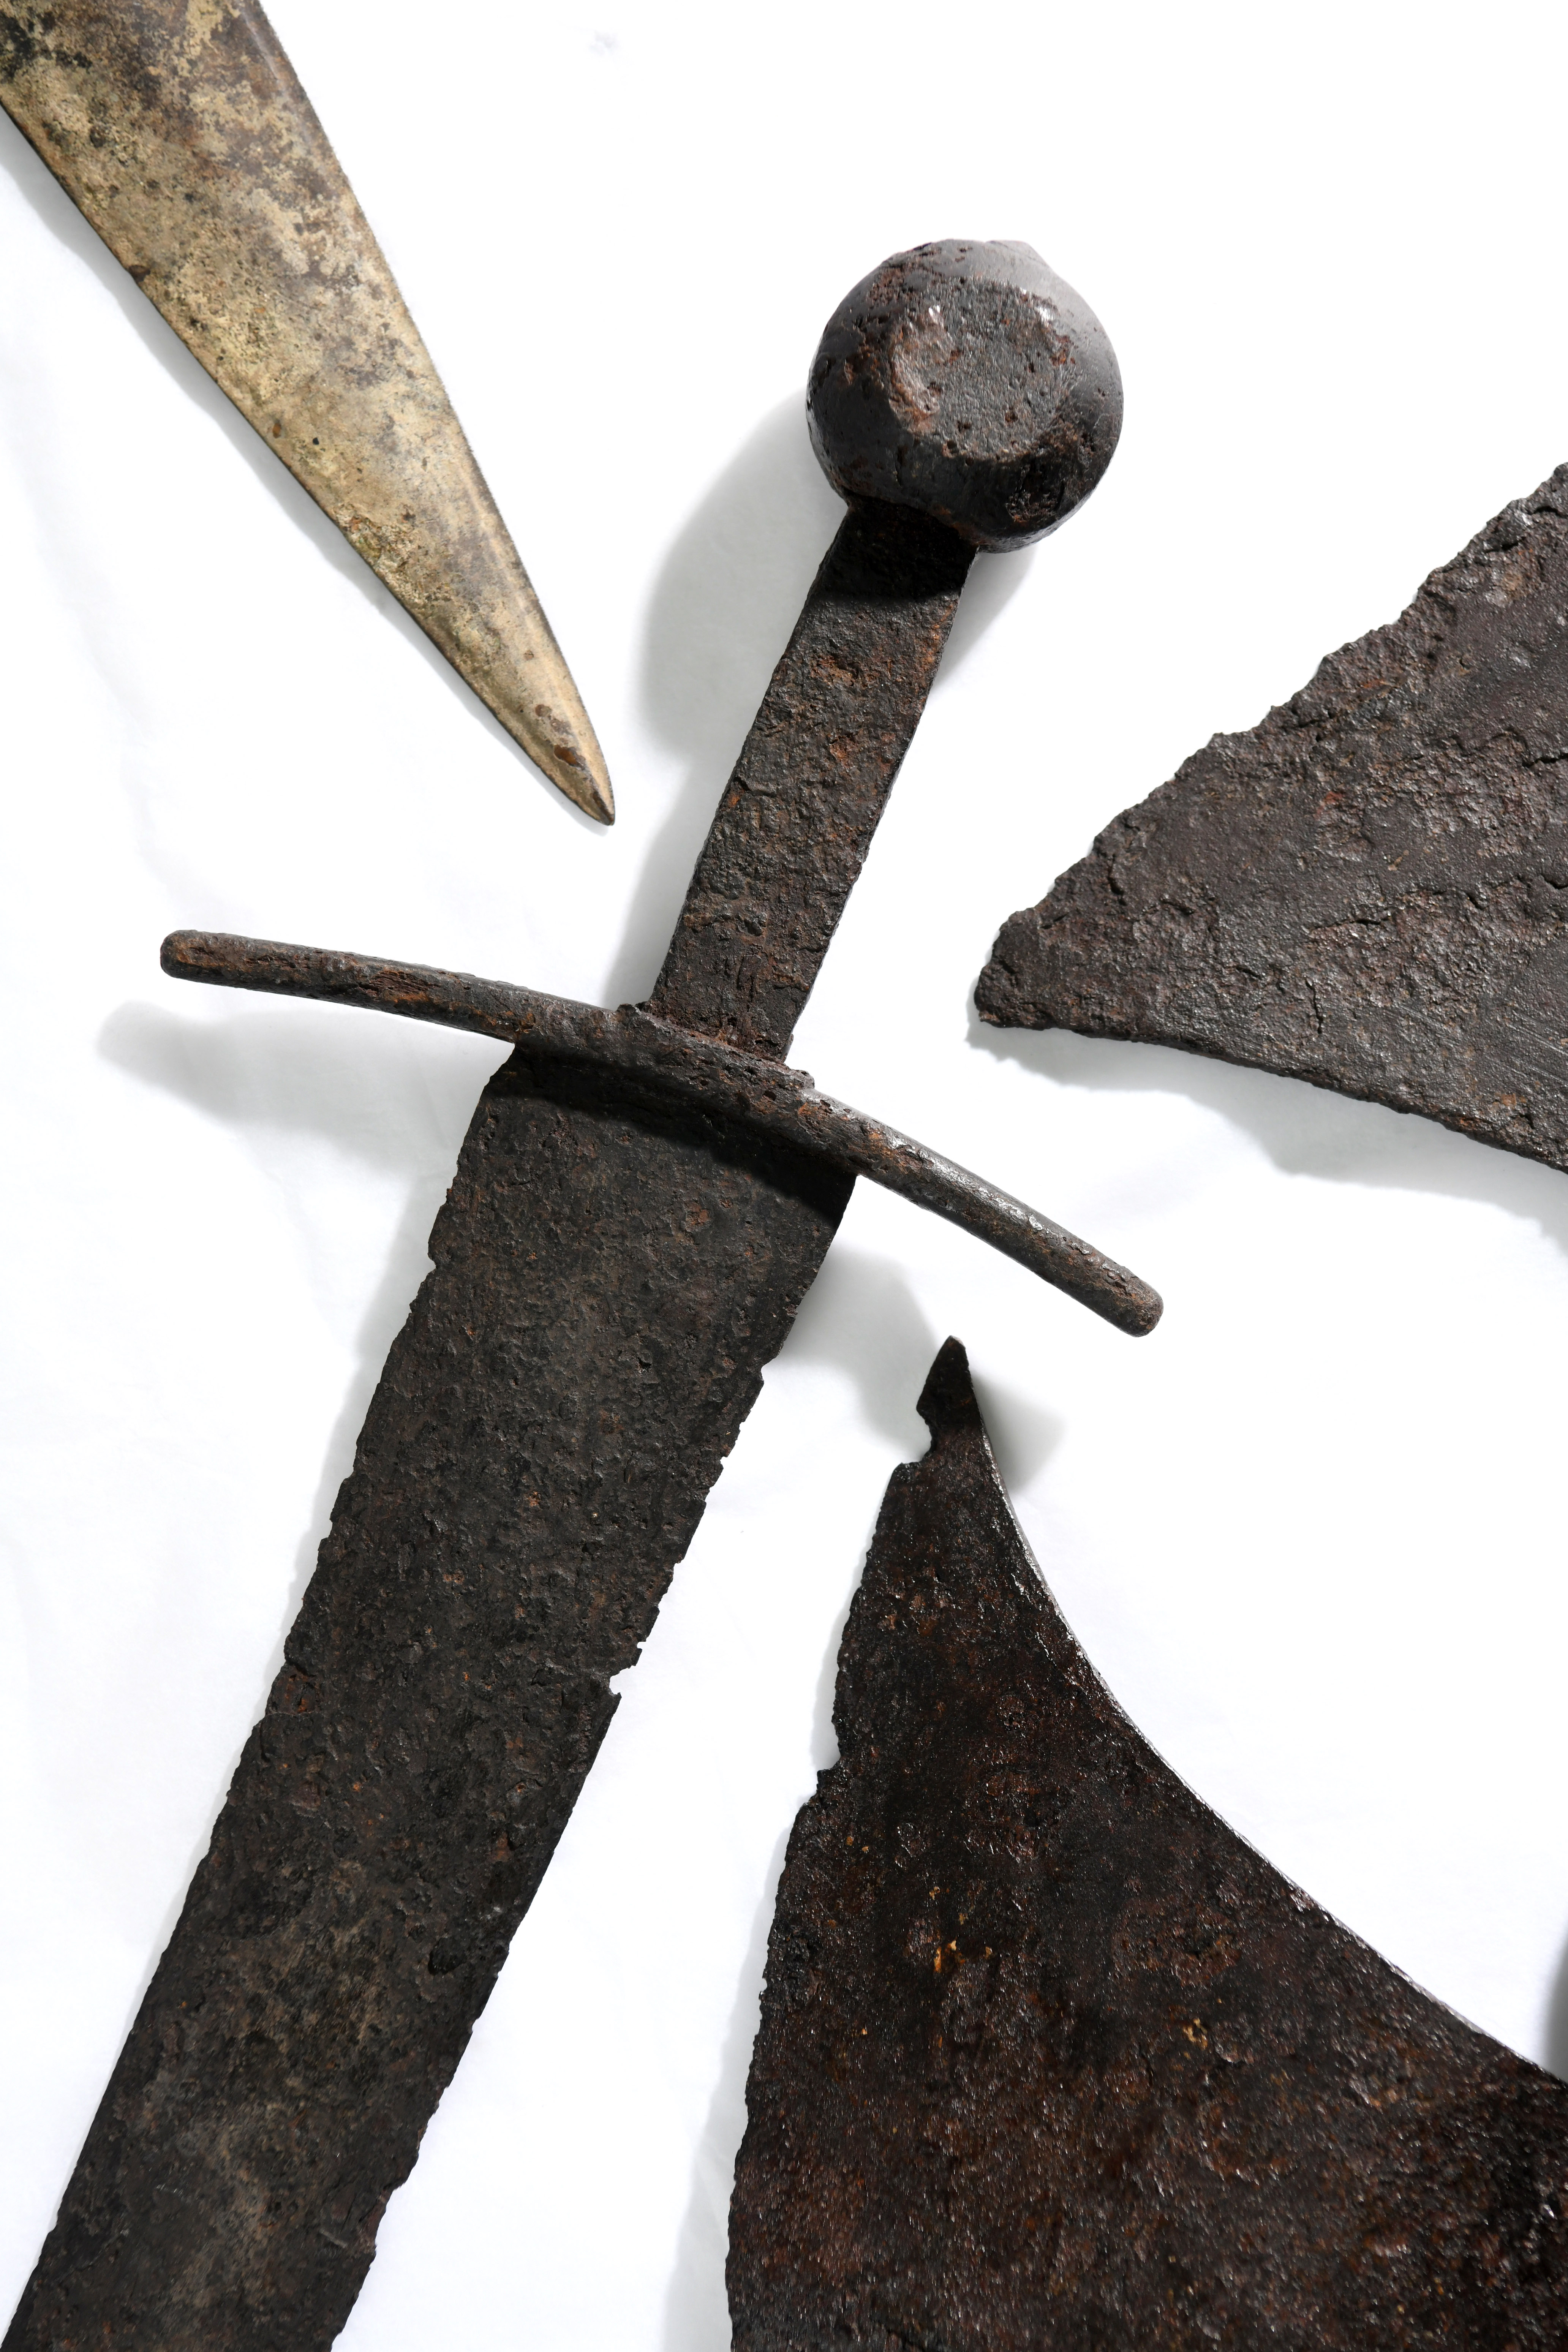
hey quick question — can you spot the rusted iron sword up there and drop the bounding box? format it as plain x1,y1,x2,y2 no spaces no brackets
0,0,612,818
5,240,1138,2352
732,1338,1568,2347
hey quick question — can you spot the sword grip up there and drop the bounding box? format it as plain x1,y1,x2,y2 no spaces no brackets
649,501,974,1061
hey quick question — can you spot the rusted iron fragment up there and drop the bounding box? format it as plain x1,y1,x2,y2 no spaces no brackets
731,1337,1568,2350
977,467,1568,1167
0,0,611,817
162,929,1162,1334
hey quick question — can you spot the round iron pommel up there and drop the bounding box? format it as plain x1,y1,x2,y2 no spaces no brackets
808,239,1122,552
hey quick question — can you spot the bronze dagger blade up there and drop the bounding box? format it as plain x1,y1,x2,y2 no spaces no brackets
0,0,613,820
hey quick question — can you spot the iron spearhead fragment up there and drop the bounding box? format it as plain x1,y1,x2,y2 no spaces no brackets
977,467,1568,1164
730,1337,1568,2349
0,0,613,819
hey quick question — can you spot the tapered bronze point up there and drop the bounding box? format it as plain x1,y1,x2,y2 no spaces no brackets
2,242,1117,2349
0,0,613,820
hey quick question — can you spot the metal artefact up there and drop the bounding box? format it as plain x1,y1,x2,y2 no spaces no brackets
161,929,1160,1332
4,241,1133,2352
978,467,1568,1166
731,1336,1568,2349
0,0,612,819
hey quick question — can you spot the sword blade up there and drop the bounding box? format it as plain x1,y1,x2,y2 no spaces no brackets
0,0,612,819
6,1066,849,2349
6,498,976,2349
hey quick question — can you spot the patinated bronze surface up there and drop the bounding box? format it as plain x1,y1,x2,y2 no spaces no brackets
4,243,1128,2350
978,468,1568,1169
731,1338,1568,2349
0,0,611,817
162,928,1161,1334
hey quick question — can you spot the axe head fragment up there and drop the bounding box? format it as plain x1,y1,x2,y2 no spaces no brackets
0,0,612,819
977,466,1568,1165
729,1337,1568,2348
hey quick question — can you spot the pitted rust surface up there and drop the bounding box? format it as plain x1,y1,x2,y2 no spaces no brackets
4,247,1124,2347
6,1069,850,2350
0,0,611,816
649,501,975,1059
978,468,1568,1166
730,1339,1568,2350
161,928,1163,1334
808,240,1122,553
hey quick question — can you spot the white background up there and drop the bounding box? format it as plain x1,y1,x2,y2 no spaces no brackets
5,3,1568,2343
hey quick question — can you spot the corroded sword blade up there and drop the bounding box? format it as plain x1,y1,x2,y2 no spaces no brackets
978,468,1568,1162
0,0,612,819
3,242,1123,2350
730,1337,1568,2349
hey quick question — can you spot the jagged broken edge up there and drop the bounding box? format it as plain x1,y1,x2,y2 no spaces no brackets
727,1336,1568,2349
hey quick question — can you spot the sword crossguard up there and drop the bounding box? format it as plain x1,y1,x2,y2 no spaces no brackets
163,931,1162,1339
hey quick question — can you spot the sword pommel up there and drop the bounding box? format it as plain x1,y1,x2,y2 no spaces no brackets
808,239,1122,550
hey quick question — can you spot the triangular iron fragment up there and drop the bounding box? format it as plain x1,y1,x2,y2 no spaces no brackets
976,468,1568,1163
0,1,612,820
730,1337,1568,2349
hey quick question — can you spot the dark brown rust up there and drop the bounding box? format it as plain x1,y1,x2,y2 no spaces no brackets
5,245,1123,2350
649,502,975,1059
163,929,1162,1335
731,1339,1568,2350
978,466,1568,1169
808,239,1123,552
11,1073,847,2351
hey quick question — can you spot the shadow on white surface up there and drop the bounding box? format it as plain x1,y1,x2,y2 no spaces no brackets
607,399,838,1005
96,1001,484,1996
98,1000,466,1170
971,1012,1568,1258
0,115,581,813
1545,1946,1568,2082
659,1821,794,2352
781,1246,936,1451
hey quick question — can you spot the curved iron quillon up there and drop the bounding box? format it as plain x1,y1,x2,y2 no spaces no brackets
162,930,1161,1338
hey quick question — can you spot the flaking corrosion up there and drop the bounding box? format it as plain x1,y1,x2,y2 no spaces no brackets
731,1338,1568,2349
978,467,1568,1162
0,0,612,817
